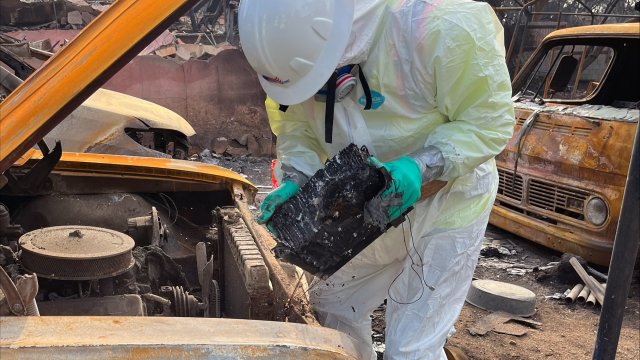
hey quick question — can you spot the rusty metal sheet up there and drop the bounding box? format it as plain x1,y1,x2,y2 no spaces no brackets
490,206,612,265
0,316,364,359
12,150,255,191
492,106,636,266
0,0,199,173
501,108,636,183
514,102,639,123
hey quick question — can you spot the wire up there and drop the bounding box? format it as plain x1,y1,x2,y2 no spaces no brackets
158,193,179,225
407,217,436,291
158,195,171,222
283,271,306,312
387,215,438,305
387,221,425,305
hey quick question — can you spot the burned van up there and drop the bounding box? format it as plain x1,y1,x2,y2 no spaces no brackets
491,23,639,266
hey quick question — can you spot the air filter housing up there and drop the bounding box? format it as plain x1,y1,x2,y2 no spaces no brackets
19,225,135,280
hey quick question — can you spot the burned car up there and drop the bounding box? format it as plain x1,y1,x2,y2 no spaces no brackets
490,23,639,266
0,35,194,159
0,0,364,358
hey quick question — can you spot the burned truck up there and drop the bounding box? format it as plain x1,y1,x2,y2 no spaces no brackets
490,23,639,266
0,0,364,358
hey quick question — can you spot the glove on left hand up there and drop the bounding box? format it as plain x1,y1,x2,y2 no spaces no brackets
258,180,300,224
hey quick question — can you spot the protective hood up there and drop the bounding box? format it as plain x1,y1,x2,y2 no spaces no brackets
338,0,388,67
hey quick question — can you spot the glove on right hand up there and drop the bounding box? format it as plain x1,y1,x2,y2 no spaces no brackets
368,156,422,222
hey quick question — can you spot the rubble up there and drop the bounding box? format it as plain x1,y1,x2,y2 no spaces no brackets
4,30,80,53
467,311,541,337
67,11,83,26
2,1,270,159
0,0,111,30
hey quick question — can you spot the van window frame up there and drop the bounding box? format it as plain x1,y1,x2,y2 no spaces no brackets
512,36,639,108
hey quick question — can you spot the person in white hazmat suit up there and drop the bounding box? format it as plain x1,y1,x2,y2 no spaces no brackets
239,0,515,359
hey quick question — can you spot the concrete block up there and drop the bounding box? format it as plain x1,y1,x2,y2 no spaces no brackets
67,11,83,25
81,11,95,24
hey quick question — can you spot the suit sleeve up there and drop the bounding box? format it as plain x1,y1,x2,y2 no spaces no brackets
421,5,515,181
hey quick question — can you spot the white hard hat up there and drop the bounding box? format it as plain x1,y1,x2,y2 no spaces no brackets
239,0,355,105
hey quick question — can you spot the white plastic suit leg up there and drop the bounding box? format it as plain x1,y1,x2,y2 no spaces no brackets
310,196,493,360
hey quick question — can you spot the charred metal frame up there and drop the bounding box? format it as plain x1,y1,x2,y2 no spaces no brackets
494,1,640,75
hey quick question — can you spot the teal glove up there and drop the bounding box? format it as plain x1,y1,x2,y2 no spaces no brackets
258,180,301,224
368,156,422,221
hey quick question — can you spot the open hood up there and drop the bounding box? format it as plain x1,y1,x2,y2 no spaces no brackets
0,0,199,173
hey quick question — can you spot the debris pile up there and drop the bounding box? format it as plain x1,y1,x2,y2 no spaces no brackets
560,256,608,309
196,150,273,186
0,0,112,31
1,0,272,159
478,237,557,276
170,0,239,45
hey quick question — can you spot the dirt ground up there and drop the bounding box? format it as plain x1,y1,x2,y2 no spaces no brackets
222,155,640,360
445,225,640,360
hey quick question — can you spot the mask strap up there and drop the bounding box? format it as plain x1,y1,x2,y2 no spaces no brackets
324,71,338,143
279,64,368,143
358,65,373,110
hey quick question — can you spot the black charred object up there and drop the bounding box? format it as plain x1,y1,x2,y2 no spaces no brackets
267,143,410,279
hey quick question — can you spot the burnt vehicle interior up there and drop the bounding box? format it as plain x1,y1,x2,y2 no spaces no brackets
514,37,640,108
0,164,272,319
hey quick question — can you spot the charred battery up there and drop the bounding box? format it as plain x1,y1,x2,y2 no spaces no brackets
269,144,407,278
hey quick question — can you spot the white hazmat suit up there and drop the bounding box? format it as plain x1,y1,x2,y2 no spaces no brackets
262,0,515,358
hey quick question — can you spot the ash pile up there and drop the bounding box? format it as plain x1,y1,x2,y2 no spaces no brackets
269,144,404,278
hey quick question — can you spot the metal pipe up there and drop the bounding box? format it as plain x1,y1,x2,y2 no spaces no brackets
51,0,59,30
565,284,583,303
526,12,638,18
600,0,622,24
587,283,606,307
514,12,532,74
571,0,595,24
577,286,591,304
593,114,640,360
570,257,605,304
505,0,542,66
586,291,597,307
494,7,527,11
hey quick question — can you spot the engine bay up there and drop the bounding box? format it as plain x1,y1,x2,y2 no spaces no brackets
0,187,270,319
